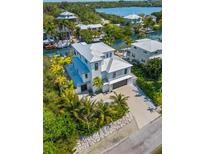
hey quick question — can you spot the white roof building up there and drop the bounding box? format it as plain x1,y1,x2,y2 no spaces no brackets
128,39,162,63
69,42,133,94
77,24,103,30
72,42,115,62
102,55,132,73
56,11,77,20
124,14,143,24
131,39,162,52
124,14,142,20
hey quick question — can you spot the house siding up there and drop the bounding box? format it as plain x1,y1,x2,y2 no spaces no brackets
129,46,162,63
108,67,131,82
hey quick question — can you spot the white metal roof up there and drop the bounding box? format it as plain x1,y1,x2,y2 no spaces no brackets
149,54,162,59
132,39,162,52
56,16,77,20
60,11,74,16
101,56,132,73
77,24,103,30
71,42,115,62
124,14,142,20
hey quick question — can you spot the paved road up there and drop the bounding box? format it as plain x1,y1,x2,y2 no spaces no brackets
103,117,162,154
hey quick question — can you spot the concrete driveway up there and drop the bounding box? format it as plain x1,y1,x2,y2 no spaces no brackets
90,84,160,129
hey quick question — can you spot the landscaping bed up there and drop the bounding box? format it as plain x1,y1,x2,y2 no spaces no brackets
131,59,162,107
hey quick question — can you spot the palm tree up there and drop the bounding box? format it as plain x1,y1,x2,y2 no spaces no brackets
96,101,117,126
72,98,97,133
50,64,62,75
92,77,103,93
110,92,129,112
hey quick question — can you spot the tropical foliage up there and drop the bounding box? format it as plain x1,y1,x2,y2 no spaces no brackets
92,76,103,91
131,59,162,106
44,56,130,153
43,1,162,47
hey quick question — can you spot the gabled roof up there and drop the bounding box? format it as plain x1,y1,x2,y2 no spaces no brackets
60,11,74,16
102,56,132,73
77,24,103,30
64,64,83,87
56,16,77,20
71,42,115,63
56,11,77,20
124,14,142,20
132,39,162,52
72,57,90,74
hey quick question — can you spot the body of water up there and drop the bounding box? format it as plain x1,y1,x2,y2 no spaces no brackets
112,30,162,49
44,6,162,56
43,31,161,56
43,47,69,57
96,7,162,16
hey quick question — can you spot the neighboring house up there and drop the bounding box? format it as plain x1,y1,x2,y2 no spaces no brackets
56,11,78,22
145,15,157,22
77,24,103,31
127,39,162,63
65,42,133,94
101,18,110,25
77,24,104,42
124,14,143,25
150,15,157,22
43,31,55,45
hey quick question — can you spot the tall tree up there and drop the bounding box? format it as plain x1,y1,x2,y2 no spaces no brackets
96,102,116,126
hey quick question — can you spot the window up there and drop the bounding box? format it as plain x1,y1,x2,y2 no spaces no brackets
134,46,137,49
124,68,128,74
94,63,98,71
127,51,130,56
85,74,88,79
144,51,147,54
113,72,116,78
106,53,109,58
110,53,112,57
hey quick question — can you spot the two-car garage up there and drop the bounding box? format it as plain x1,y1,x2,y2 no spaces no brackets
113,79,128,89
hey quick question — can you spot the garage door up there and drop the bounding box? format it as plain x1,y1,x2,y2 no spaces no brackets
113,79,127,89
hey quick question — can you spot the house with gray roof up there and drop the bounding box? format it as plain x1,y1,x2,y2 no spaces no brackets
77,24,104,42
56,11,78,22
127,38,162,63
77,24,103,31
124,14,143,25
65,42,133,94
